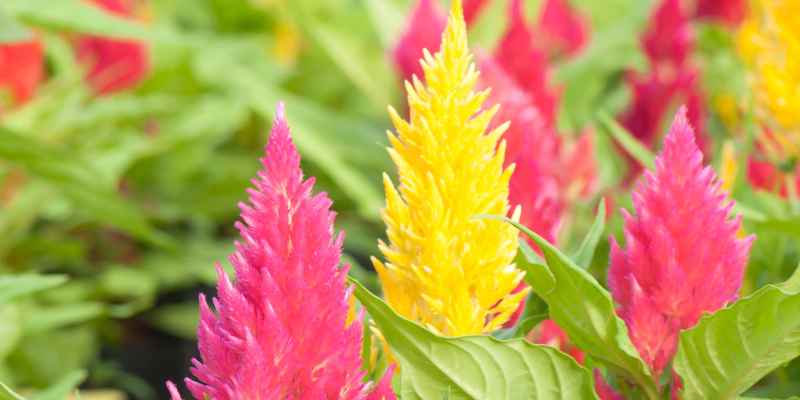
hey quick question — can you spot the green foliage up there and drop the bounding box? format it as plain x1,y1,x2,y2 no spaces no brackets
351,278,598,400
490,215,659,399
674,268,800,400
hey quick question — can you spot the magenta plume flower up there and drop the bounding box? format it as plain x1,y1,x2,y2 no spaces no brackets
608,107,753,377
167,103,395,400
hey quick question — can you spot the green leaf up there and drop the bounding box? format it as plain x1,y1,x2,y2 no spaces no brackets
5,0,174,42
350,278,598,400
673,268,800,400
484,215,659,399
30,370,86,400
556,0,653,131
0,274,66,305
572,198,607,269
23,303,105,335
0,127,169,246
596,112,655,170
0,382,24,400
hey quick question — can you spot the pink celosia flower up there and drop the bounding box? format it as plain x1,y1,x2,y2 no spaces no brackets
391,0,446,82
167,103,395,400
75,0,150,95
0,38,43,109
608,107,753,376
694,0,747,26
537,0,590,57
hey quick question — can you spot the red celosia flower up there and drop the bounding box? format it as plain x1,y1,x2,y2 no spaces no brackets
619,0,708,178
493,0,560,126
608,107,753,376
0,38,44,108
75,0,149,95
528,320,585,364
167,103,395,400
537,0,590,57
694,0,747,26
643,0,693,70
747,157,800,196
391,0,446,82
463,0,489,25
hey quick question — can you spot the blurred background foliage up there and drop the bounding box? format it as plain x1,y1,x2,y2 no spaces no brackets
0,0,799,398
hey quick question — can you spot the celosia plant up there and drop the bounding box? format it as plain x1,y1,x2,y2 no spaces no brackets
0,38,43,109
738,0,800,162
620,0,707,179
75,0,150,95
373,0,528,336
167,104,394,399
609,107,753,376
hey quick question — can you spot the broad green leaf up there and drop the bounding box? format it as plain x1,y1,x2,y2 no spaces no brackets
486,216,659,399
572,198,607,268
0,127,169,246
0,274,66,305
596,112,655,170
673,269,800,400
30,370,86,400
350,278,598,400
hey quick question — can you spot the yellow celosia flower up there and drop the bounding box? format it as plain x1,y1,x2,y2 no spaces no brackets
371,0,528,336
719,141,738,193
738,0,800,161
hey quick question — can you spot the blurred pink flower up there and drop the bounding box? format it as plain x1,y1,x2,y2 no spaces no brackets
694,0,747,26
528,320,586,364
76,0,150,95
493,0,560,126
0,38,44,108
391,0,446,82
619,0,708,178
537,0,590,57
167,103,395,400
608,107,753,376
463,0,489,25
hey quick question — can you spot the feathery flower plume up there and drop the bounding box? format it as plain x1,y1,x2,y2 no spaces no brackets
620,0,707,178
0,38,43,109
738,0,800,162
76,0,150,95
374,0,527,336
168,103,395,400
608,107,753,376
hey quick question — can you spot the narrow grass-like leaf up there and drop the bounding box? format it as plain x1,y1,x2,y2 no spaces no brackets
0,274,66,305
597,112,655,170
0,127,169,246
30,370,87,400
674,268,800,400
572,198,607,268
351,278,598,400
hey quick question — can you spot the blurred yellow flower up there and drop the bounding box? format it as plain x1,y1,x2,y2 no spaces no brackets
372,0,528,336
738,0,800,160
720,141,738,193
